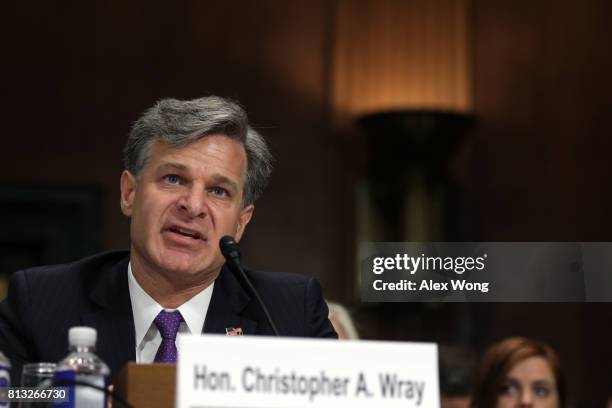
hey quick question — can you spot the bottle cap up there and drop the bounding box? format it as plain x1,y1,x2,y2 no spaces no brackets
68,327,97,348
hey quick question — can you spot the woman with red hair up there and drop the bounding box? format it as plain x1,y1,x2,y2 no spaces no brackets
471,337,566,408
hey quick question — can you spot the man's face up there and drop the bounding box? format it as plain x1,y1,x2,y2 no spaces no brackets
120,134,253,285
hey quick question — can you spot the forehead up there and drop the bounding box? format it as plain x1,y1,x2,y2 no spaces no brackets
145,134,247,179
507,356,556,383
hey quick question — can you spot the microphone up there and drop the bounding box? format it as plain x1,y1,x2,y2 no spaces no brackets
219,236,280,336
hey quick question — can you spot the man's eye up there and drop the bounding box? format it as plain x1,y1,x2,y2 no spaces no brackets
163,175,181,184
210,187,227,197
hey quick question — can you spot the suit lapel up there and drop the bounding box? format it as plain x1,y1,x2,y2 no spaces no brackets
77,259,254,372
203,265,257,335
81,256,136,375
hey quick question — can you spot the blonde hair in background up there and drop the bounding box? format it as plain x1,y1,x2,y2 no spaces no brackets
327,302,359,340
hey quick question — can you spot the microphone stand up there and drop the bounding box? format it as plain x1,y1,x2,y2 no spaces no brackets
219,236,280,336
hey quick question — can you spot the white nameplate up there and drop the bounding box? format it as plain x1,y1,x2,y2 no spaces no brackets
176,334,439,408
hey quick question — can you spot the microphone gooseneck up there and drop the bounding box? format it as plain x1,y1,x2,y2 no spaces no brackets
219,236,280,336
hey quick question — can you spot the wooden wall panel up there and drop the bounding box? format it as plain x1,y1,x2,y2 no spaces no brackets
471,1,612,406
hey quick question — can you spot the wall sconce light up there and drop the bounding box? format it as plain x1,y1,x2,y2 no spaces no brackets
333,0,475,242
358,110,473,241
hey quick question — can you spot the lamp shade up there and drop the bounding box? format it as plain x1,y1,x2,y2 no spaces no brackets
332,0,472,126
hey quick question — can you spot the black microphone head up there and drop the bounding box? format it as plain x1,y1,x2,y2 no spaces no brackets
219,235,241,266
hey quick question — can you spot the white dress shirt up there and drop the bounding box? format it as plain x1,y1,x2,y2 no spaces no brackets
127,262,214,363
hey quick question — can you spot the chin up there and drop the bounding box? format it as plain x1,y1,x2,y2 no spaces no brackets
160,258,202,275
159,253,221,277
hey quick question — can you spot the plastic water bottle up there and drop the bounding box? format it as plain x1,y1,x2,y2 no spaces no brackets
0,351,10,407
53,327,110,408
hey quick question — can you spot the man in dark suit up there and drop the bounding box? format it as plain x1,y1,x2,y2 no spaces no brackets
0,96,337,381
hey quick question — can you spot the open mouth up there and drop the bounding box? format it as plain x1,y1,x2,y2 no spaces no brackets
168,226,203,241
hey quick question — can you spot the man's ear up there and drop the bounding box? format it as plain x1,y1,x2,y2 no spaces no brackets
120,170,138,216
235,204,254,242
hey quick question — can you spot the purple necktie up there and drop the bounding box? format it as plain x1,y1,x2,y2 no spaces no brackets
153,310,184,363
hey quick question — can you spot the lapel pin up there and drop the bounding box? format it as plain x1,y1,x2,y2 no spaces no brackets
225,327,243,336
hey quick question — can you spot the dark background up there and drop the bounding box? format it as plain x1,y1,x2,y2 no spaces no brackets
2,1,611,406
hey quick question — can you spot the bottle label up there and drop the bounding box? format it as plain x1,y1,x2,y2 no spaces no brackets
53,370,107,408
0,365,10,408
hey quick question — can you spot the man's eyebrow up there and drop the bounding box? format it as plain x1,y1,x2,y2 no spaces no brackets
156,162,189,172
210,173,239,192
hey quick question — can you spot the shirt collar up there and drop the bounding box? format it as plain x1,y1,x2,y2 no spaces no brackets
127,261,214,347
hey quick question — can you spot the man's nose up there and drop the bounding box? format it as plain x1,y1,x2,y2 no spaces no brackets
177,186,206,218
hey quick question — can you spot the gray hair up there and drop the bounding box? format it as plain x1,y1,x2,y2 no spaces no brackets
123,96,273,206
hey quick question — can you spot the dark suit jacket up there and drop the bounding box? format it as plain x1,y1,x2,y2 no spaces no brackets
0,250,337,381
